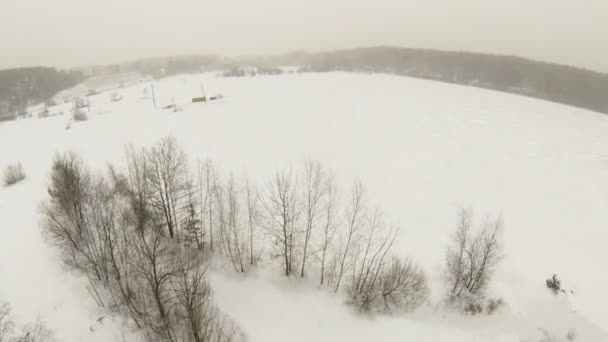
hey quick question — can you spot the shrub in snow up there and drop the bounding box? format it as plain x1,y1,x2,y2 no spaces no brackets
566,330,576,341
443,209,502,306
73,109,88,121
378,257,429,313
339,190,429,314
452,294,504,316
3,162,26,186
346,255,429,314
486,297,504,314
546,274,562,295
462,295,484,315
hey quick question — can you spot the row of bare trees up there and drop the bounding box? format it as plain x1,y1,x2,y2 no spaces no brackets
41,136,503,320
184,154,429,313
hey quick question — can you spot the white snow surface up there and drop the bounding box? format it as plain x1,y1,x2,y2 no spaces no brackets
1,72,607,341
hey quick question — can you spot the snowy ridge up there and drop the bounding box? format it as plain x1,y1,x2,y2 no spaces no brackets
1,72,607,341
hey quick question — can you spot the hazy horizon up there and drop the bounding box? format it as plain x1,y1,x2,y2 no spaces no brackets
1,0,607,72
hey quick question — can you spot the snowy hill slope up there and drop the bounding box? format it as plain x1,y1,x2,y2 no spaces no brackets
0,72,607,341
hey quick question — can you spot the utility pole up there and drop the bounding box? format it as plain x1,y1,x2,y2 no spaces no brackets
200,82,206,102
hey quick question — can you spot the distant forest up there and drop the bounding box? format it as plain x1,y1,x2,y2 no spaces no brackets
122,47,608,114
271,47,608,115
0,67,83,121
1,47,607,121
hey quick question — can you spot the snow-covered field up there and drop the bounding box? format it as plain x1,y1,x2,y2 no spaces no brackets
1,72,607,341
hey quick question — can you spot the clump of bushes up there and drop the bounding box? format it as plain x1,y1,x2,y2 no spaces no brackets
546,274,563,295
443,209,503,314
379,257,429,312
3,162,26,187
72,109,88,121
346,255,429,314
41,150,239,342
459,296,504,315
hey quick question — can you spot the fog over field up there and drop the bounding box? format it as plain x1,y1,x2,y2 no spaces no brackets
1,1,607,72
0,2,607,342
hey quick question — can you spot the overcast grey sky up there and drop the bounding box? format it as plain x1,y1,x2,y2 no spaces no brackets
1,0,607,72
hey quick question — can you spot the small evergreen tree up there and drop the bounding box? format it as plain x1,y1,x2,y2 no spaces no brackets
183,199,203,249
546,274,562,295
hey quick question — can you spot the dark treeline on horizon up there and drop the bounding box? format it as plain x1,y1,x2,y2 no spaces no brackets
275,47,608,115
0,67,83,121
1,47,607,120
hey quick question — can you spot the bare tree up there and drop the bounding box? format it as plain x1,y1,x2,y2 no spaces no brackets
40,150,240,342
360,214,394,280
121,144,153,234
173,253,210,342
41,152,97,276
444,209,503,301
43,153,145,324
262,169,300,276
346,210,397,311
229,176,247,272
199,160,217,251
245,177,261,266
319,173,338,286
468,216,502,294
213,175,229,258
145,136,188,240
445,208,470,299
131,232,178,342
172,251,236,342
334,180,366,292
299,161,325,278
216,175,247,272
